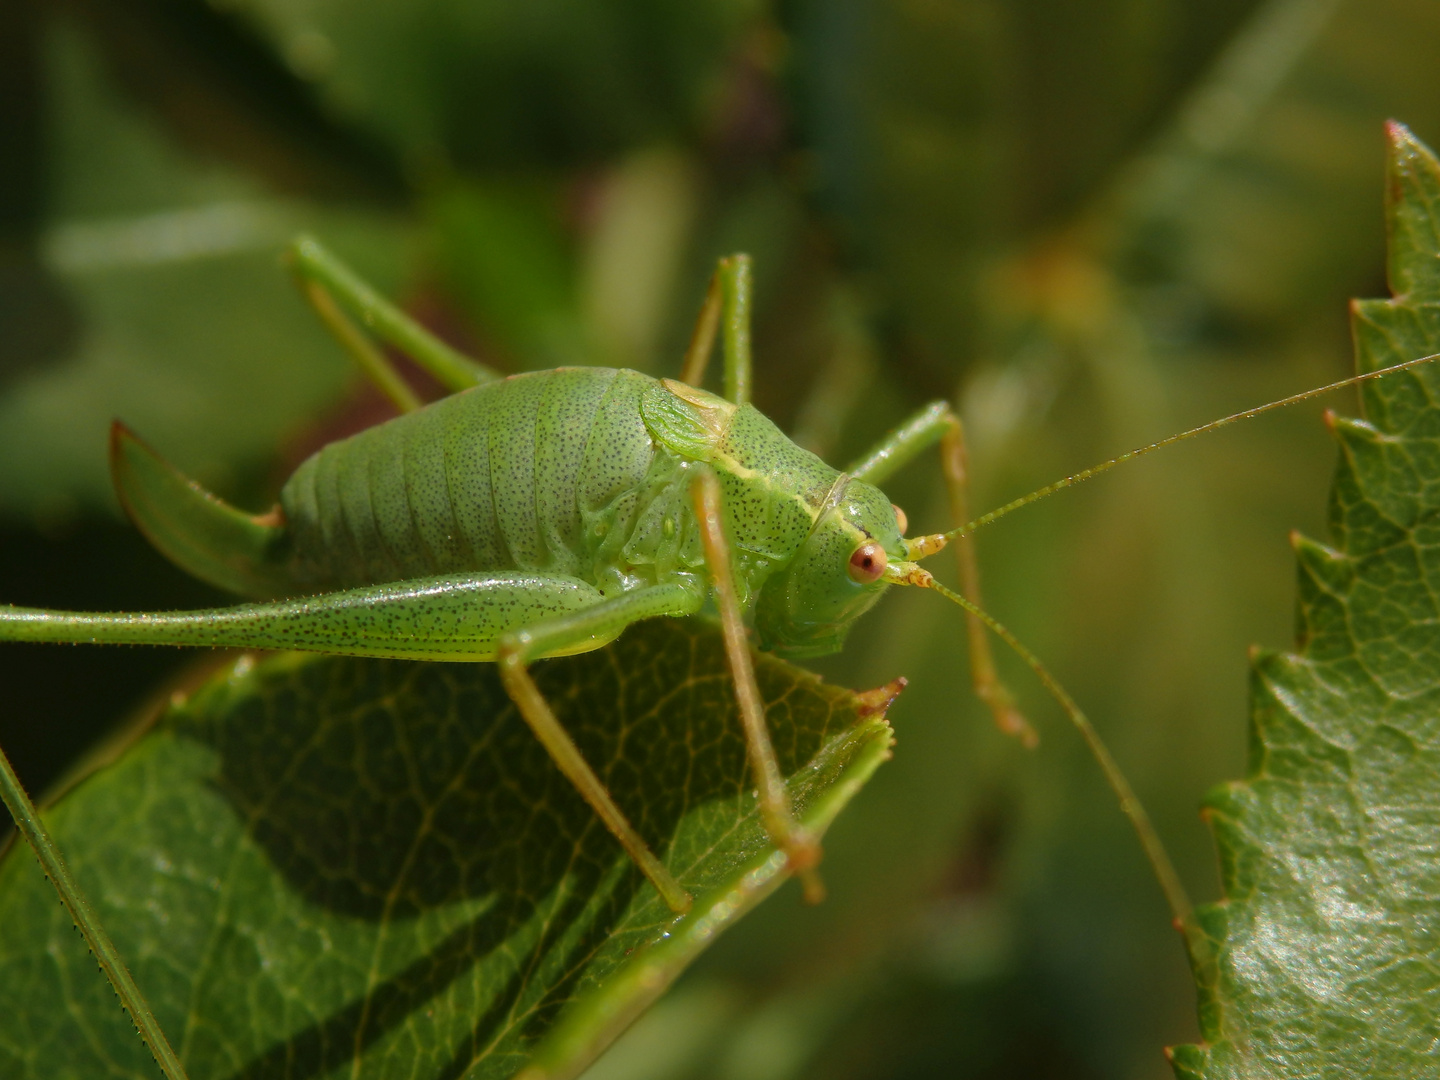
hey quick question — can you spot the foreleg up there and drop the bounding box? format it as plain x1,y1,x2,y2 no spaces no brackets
848,403,1037,746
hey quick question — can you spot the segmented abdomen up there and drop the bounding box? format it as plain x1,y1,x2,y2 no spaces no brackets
280,368,658,589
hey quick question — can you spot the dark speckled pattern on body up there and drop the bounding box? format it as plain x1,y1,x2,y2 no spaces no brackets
716,405,836,560
278,368,867,614
283,370,661,590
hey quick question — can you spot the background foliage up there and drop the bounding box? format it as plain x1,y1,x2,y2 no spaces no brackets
3,0,1440,1077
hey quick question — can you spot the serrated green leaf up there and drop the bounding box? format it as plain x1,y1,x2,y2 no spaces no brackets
1171,122,1440,1078
0,617,892,1080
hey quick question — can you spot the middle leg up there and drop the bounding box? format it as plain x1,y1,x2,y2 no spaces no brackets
496,582,706,915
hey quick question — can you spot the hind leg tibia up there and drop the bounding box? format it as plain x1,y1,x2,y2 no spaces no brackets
676,255,753,406
286,235,500,400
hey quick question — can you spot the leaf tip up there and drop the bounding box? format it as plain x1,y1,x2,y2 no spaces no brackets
1384,119,1426,191
1165,1041,1210,1080
1199,779,1247,823
1382,120,1440,299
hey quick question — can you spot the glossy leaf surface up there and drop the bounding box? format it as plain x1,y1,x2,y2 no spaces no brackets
1171,122,1440,1079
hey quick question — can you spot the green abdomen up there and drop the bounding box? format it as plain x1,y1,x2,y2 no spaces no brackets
280,368,659,588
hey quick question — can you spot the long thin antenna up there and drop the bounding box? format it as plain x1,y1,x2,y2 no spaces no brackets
940,351,1440,541
887,562,1209,968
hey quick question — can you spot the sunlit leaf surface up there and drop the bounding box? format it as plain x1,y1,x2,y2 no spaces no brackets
1170,123,1440,1079
0,619,893,1080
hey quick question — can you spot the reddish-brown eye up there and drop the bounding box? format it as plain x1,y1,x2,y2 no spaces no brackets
891,504,908,535
848,541,888,584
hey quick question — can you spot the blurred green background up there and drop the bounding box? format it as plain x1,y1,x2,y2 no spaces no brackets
3,0,1439,1077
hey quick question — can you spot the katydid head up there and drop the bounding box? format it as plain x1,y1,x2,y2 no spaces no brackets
754,476,907,658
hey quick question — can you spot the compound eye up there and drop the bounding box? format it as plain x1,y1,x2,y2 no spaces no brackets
891,504,908,535
848,541,888,584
